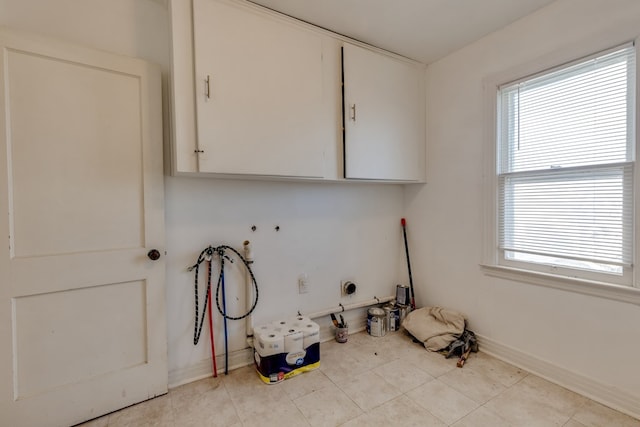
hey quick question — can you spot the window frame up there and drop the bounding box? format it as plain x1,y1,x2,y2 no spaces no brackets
482,40,640,305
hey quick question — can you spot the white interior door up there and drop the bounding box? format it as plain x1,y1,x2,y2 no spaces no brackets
0,29,167,427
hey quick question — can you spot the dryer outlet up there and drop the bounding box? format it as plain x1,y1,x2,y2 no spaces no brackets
341,280,357,296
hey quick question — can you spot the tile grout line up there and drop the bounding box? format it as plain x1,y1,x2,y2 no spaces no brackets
220,376,244,426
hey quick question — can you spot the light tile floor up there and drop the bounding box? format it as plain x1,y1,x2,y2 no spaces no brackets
80,330,640,427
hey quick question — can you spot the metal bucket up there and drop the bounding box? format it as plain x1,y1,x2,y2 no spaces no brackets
397,304,411,326
383,304,400,332
395,284,410,306
367,307,387,337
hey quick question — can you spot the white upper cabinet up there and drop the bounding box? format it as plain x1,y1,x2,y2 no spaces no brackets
169,0,424,182
191,0,329,178
342,43,425,181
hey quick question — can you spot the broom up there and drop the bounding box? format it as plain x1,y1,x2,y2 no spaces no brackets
401,218,416,309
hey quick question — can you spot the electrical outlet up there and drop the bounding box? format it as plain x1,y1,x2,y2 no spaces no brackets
341,280,356,296
298,274,309,294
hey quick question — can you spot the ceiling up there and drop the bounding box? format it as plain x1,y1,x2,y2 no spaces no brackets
248,0,557,64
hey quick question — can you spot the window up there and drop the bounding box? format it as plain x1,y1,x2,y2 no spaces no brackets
492,44,636,287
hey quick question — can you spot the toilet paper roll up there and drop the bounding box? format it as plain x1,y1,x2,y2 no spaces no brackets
256,331,284,357
291,316,311,328
274,319,290,327
301,322,320,349
255,323,274,335
272,319,291,334
283,329,304,354
253,323,274,334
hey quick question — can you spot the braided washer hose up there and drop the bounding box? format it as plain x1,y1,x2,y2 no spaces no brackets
190,245,259,345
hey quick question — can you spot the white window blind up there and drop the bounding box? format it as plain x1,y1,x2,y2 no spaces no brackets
497,44,635,278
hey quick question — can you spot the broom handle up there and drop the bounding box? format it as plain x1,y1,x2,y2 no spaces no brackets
401,218,416,309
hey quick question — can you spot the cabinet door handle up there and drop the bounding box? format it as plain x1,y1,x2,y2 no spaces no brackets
350,103,356,121
205,75,211,99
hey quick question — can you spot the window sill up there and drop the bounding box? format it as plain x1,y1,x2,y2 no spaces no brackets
480,264,640,306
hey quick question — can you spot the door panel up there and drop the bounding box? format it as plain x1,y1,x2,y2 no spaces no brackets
0,28,166,427
14,280,147,398
7,48,144,258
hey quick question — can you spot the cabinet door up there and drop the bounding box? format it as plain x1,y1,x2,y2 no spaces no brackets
343,43,425,181
192,0,326,177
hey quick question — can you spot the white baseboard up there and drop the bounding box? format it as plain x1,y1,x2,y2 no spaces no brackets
477,334,640,420
168,347,254,388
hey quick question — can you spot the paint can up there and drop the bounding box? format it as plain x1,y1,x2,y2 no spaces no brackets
367,307,387,337
335,326,348,343
383,303,400,332
397,304,411,326
395,284,410,306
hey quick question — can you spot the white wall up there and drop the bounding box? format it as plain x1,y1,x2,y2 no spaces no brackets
0,0,407,386
166,178,405,382
0,0,169,65
405,0,640,417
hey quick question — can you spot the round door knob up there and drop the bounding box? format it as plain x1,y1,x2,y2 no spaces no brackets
147,249,161,261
